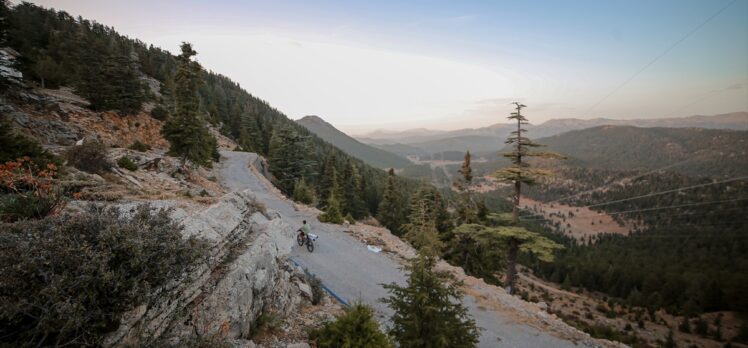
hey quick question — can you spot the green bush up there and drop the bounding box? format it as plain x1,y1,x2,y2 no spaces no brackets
150,104,169,121
0,119,59,167
310,303,392,348
117,156,138,171
0,204,208,347
64,140,112,174
128,140,151,152
0,192,61,222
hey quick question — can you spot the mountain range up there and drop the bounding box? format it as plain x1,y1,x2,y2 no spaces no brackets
355,112,748,157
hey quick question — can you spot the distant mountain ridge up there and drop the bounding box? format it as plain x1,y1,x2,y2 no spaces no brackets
296,116,412,169
358,112,748,157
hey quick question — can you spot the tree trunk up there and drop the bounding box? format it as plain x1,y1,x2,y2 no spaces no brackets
505,238,519,294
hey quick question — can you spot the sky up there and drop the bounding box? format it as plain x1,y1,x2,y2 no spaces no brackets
23,0,748,133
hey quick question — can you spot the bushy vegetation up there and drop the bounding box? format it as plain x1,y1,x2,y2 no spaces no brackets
64,140,112,174
128,140,151,152
310,303,392,348
150,104,169,120
0,204,207,347
0,119,59,167
116,156,138,171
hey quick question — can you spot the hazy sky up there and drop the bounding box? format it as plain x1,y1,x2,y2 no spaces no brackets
24,0,748,133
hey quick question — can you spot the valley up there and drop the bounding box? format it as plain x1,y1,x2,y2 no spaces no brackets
1,2,747,348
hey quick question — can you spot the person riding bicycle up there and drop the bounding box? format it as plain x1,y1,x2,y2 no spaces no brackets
298,220,311,240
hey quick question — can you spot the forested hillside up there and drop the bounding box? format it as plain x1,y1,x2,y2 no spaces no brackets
520,166,748,315
537,126,748,177
296,115,411,169
3,2,427,220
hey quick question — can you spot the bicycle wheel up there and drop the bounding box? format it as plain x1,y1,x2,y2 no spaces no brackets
297,233,304,246
306,240,314,252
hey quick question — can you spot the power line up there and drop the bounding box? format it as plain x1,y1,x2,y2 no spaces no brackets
542,157,698,205
583,0,738,116
519,197,748,221
584,176,748,209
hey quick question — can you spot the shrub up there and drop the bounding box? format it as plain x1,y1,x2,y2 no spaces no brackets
0,120,60,167
129,140,151,152
307,273,325,305
250,312,282,339
0,158,62,222
150,104,169,120
64,140,112,174
117,156,138,171
310,303,392,348
0,193,61,222
0,204,208,347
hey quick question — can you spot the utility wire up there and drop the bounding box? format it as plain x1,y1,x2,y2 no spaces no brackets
519,197,748,221
583,175,748,209
583,0,738,116
542,157,698,205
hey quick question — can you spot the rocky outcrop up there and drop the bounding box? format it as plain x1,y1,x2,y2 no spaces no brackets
103,191,309,347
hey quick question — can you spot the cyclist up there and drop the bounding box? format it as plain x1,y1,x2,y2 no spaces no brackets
298,220,311,240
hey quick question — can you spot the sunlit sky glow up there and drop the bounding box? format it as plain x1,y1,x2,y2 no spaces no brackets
23,0,748,133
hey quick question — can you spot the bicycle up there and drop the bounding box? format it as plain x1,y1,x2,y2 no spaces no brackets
297,230,317,252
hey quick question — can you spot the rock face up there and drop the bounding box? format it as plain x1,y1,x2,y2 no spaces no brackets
103,191,308,347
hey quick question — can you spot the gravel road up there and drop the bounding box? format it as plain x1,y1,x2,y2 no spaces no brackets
219,151,585,348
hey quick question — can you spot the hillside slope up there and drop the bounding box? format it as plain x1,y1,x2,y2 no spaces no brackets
537,126,748,177
297,115,411,168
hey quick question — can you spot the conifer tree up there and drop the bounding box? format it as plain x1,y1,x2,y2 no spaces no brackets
491,102,563,293
267,124,310,192
318,153,338,207
382,254,480,348
455,151,478,224
310,303,392,348
161,43,217,167
292,177,316,205
341,159,367,219
493,102,563,222
403,198,443,256
377,168,405,235
320,192,344,224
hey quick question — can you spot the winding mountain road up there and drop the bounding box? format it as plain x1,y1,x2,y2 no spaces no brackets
219,151,586,348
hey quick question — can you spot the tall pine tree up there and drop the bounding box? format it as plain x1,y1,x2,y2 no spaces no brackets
161,43,217,167
377,168,405,235
492,102,564,293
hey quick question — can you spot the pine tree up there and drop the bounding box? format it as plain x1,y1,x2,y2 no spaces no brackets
341,159,368,219
403,198,443,256
382,254,480,348
292,177,317,205
455,151,477,224
267,124,311,192
491,102,563,293
161,43,217,167
377,168,405,235
318,152,340,208
493,102,563,222
310,303,392,348
320,192,344,224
